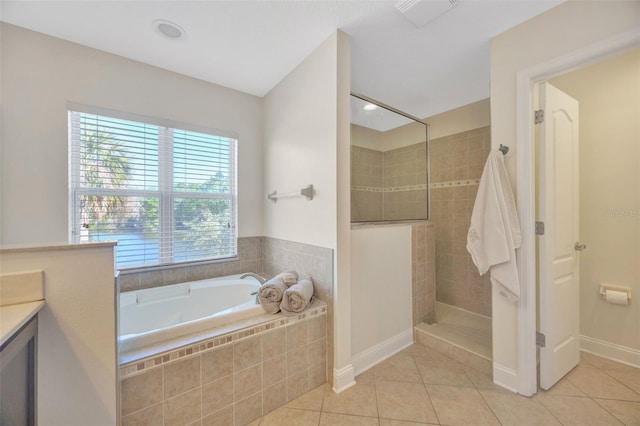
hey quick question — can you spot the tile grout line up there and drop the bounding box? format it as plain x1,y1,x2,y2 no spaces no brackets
537,384,614,426
415,353,442,426
162,363,166,426
232,342,237,426
199,357,203,425
566,366,640,403
372,364,380,421
590,397,628,426
121,402,164,423
473,382,507,426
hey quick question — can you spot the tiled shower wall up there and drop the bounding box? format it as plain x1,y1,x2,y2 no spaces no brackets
411,222,436,325
351,142,428,222
351,146,383,221
383,143,428,221
429,126,492,317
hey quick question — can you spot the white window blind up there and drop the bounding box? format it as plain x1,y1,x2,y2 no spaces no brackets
69,110,237,268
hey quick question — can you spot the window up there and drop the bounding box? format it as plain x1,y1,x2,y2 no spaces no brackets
69,109,237,269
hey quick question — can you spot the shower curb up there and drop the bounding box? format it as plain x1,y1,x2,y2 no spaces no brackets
414,323,492,376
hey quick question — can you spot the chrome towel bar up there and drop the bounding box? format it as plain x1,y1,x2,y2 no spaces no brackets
267,184,314,203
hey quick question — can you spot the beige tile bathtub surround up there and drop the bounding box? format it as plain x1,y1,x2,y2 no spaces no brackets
120,307,327,425
430,126,491,316
261,236,334,382
118,234,335,424
119,236,264,292
164,356,201,398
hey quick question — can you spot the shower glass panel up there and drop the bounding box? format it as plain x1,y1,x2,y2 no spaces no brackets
350,94,429,223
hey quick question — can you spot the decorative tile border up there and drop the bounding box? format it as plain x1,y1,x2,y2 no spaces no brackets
119,304,327,379
352,180,479,192
430,179,480,189
351,184,428,193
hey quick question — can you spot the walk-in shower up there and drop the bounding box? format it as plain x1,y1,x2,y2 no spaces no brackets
350,93,494,379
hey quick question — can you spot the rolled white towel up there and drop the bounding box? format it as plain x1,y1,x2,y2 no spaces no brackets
278,269,299,287
259,277,288,314
280,277,314,315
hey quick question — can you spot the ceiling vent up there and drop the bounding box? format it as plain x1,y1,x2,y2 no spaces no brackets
395,0,462,27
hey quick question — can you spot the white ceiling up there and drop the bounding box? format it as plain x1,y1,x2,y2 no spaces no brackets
1,0,563,123
351,94,416,132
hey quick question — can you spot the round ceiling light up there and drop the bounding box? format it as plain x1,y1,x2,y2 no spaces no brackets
363,103,378,111
153,19,185,40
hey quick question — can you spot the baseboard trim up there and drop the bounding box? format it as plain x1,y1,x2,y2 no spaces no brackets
493,362,518,393
332,364,356,394
351,328,414,376
580,335,640,368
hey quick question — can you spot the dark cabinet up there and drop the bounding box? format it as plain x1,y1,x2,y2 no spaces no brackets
0,316,37,426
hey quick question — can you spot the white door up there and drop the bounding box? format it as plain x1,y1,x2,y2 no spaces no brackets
538,82,581,390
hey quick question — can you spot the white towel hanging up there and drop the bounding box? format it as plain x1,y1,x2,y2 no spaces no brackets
467,151,521,302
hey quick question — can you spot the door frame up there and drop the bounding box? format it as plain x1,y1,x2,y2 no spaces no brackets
514,28,640,397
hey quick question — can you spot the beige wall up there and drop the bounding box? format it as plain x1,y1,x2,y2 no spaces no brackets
351,123,385,151
334,29,353,390
0,23,264,245
351,226,412,360
350,222,436,375
550,50,639,351
263,33,339,250
490,0,640,380
425,98,491,141
263,31,353,390
351,118,427,153
0,244,117,425
383,121,427,152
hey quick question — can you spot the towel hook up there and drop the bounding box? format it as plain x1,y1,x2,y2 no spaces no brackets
498,144,509,155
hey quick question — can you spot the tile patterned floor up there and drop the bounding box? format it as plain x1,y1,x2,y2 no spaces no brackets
248,346,640,426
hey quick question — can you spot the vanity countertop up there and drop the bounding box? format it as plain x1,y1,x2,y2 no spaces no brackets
0,300,45,346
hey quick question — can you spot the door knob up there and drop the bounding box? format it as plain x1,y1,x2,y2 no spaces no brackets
575,242,587,251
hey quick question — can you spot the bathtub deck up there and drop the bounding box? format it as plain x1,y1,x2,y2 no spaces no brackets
119,298,327,365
